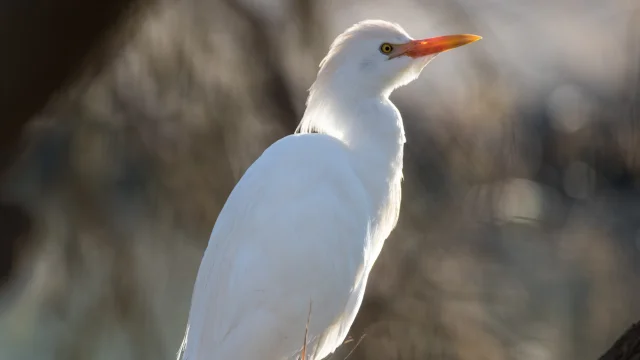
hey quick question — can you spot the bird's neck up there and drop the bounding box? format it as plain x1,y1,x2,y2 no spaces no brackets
300,87,406,146
300,88,406,196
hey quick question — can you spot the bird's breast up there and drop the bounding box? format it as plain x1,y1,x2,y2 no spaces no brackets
367,174,402,263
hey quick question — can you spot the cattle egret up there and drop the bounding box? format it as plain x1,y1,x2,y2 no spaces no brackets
178,19,480,360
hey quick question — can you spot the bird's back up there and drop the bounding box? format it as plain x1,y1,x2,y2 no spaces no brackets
180,133,375,360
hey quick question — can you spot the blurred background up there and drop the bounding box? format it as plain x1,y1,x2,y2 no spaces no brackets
1,0,639,359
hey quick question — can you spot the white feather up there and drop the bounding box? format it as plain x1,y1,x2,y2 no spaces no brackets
179,19,439,360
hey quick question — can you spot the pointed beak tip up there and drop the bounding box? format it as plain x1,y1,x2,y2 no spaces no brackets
457,34,482,45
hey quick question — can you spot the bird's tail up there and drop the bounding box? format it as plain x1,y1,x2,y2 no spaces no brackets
176,324,189,360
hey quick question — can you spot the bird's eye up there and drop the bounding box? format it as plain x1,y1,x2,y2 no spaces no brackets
379,43,394,54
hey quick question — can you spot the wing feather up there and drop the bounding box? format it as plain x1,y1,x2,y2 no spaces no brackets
181,133,372,360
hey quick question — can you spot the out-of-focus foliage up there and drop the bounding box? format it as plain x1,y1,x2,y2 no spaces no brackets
1,0,639,359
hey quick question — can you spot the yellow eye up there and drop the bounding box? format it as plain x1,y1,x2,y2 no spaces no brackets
380,43,394,54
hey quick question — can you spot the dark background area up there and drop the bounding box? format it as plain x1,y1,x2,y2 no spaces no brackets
0,0,639,359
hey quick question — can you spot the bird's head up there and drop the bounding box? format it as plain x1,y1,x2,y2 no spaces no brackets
310,20,481,99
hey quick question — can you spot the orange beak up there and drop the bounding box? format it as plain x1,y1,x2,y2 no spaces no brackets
393,34,482,59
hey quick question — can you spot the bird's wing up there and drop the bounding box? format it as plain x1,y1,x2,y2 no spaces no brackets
182,133,373,360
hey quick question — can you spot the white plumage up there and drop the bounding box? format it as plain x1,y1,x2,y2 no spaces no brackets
178,20,480,360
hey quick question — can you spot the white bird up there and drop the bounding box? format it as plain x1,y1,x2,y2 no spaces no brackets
178,19,480,360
